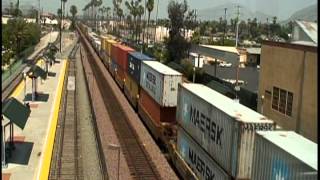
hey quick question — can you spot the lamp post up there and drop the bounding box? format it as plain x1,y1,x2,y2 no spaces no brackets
108,143,120,180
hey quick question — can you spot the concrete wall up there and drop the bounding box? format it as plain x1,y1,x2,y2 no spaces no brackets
258,42,317,142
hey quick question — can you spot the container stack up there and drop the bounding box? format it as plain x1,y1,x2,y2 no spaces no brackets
99,35,108,66
110,43,119,77
176,83,276,179
105,39,118,69
124,52,154,108
252,131,317,180
114,45,134,89
138,61,182,139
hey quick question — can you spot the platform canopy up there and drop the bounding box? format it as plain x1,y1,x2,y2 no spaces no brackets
27,65,47,79
2,97,31,130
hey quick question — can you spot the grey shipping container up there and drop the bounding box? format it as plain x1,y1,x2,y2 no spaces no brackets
128,51,154,83
176,83,275,179
140,61,182,107
252,131,317,180
177,127,231,180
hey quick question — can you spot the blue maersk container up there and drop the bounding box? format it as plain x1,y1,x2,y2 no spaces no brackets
127,52,154,83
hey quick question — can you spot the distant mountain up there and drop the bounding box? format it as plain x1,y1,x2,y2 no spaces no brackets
280,4,317,24
197,3,274,23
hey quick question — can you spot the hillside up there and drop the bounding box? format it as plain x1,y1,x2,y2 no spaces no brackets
280,4,317,24
197,3,274,22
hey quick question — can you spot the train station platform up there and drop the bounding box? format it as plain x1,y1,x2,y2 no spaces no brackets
2,59,68,180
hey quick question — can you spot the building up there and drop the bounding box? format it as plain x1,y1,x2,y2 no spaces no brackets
246,48,261,66
292,20,317,46
258,40,317,142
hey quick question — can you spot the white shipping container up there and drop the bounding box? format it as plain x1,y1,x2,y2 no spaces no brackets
252,131,317,180
176,83,275,179
140,61,182,107
177,127,231,180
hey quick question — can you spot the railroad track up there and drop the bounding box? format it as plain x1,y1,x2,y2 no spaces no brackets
78,27,161,180
49,44,81,180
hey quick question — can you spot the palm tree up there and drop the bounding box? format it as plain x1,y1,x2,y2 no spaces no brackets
70,5,77,19
145,0,154,47
70,5,77,29
94,0,102,31
153,0,159,43
125,0,143,42
137,5,144,43
106,7,111,21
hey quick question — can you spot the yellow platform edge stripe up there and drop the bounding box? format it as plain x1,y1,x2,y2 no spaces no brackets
36,59,68,180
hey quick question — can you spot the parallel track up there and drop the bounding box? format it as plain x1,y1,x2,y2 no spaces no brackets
49,44,81,180
78,26,161,180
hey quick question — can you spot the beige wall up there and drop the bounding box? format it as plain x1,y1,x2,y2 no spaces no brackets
299,52,317,142
258,43,317,142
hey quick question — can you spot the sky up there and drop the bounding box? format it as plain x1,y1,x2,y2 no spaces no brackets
3,0,317,21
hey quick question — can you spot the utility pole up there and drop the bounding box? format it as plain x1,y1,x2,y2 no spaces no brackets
235,5,240,102
154,0,159,43
38,0,41,25
222,8,227,45
60,0,62,53
266,18,270,39
142,0,147,48
235,5,240,47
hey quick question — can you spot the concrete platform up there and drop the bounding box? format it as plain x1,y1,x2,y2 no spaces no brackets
2,59,68,180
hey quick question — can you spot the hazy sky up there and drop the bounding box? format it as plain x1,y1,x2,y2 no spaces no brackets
3,0,317,20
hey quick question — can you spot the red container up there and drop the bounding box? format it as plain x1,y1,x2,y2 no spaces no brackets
111,43,119,61
115,66,125,89
138,88,176,126
116,45,134,70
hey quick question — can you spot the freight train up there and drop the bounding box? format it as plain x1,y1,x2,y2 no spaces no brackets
77,23,318,180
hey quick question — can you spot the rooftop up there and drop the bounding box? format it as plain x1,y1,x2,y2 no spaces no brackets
200,45,239,55
246,48,261,55
256,131,317,170
295,20,317,44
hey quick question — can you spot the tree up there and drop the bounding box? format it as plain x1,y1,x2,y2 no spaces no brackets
125,0,143,42
145,0,154,47
166,0,190,63
93,0,103,31
70,5,77,30
70,5,78,19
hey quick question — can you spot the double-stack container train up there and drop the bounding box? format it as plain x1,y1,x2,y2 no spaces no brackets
77,23,318,180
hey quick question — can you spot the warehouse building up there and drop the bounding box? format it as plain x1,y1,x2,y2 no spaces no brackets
258,40,317,143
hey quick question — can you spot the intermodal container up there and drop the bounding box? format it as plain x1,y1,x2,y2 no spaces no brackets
116,45,134,70
124,73,139,108
128,51,154,83
252,131,317,180
176,83,276,179
177,127,231,180
100,35,107,50
109,59,118,78
139,88,176,125
107,39,118,64
115,65,125,89
140,61,182,107
111,43,119,61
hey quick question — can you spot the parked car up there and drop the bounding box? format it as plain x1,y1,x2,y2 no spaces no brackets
219,62,232,67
